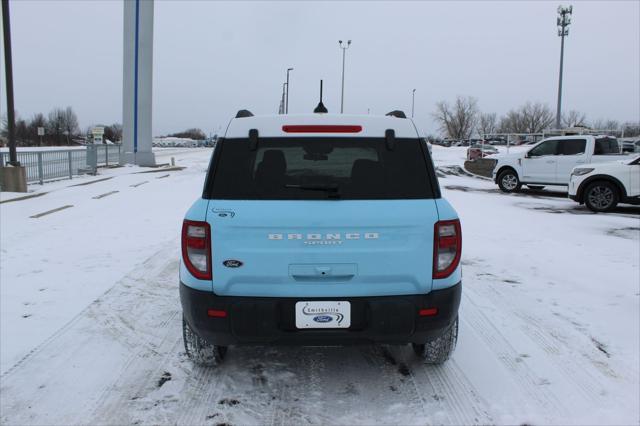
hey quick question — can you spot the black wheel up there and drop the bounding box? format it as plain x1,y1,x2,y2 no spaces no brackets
527,185,545,190
497,169,521,193
183,316,227,366
412,317,458,364
584,181,619,212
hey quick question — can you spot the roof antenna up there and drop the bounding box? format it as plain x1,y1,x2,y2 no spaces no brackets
314,80,328,113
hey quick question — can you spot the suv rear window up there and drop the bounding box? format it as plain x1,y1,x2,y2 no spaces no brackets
594,137,620,155
205,137,437,200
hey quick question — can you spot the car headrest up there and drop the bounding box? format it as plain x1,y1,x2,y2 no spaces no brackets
258,149,287,175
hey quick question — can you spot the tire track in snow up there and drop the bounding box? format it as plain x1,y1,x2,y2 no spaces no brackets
332,345,428,425
480,283,625,404
382,345,494,426
470,264,624,405
0,242,177,380
0,243,182,425
461,290,568,421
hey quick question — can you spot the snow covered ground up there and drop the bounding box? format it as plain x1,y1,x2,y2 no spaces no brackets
1,146,638,425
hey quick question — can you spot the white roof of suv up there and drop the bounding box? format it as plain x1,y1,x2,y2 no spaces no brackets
224,113,420,139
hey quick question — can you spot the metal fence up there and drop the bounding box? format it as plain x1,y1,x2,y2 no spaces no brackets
0,144,121,185
95,144,121,166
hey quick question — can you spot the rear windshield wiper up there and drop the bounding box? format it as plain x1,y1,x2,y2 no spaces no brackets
285,183,341,198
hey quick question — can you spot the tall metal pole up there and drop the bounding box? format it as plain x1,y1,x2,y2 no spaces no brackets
2,0,18,166
285,67,293,114
555,5,572,130
280,82,286,114
411,89,416,118
556,28,566,129
339,40,351,114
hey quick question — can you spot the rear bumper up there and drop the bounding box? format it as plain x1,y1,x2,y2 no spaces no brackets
180,282,461,346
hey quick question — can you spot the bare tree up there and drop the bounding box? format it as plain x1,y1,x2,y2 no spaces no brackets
432,96,478,140
61,106,79,143
28,113,47,146
15,118,29,146
622,122,640,137
562,110,588,128
99,123,123,143
168,128,207,140
604,120,620,131
499,102,554,134
47,108,66,145
109,123,122,142
592,118,620,131
478,112,497,137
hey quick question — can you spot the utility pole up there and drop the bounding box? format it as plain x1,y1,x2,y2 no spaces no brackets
411,89,416,118
555,5,572,129
285,68,293,114
279,82,286,114
2,0,18,166
338,40,351,114
1,0,26,191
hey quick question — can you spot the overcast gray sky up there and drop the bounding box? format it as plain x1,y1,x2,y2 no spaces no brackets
1,0,639,136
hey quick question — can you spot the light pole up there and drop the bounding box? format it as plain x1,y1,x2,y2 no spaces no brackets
286,67,293,114
279,82,286,114
411,89,416,118
555,5,572,129
338,40,351,114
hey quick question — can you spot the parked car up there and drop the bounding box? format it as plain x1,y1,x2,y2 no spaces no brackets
493,135,628,192
180,111,462,366
467,145,498,160
568,156,640,212
620,138,640,153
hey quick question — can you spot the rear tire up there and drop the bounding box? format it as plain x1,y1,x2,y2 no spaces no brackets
497,169,521,193
183,316,227,367
412,317,458,364
584,181,619,212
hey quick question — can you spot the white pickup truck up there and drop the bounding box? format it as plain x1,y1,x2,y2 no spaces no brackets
493,135,629,192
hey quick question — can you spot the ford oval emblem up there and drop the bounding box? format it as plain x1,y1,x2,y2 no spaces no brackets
223,259,243,268
313,315,333,323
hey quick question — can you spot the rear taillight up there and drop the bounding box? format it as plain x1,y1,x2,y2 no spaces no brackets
182,220,211,280
433,219,462,279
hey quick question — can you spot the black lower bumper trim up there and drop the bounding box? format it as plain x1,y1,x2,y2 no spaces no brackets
180,282,461,346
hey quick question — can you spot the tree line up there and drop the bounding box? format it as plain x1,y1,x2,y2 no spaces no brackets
164,128,206,140
433,96,639,140
0,106,124,146
0,108,208,146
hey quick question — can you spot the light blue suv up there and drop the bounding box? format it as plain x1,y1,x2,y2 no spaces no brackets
180,110,462,365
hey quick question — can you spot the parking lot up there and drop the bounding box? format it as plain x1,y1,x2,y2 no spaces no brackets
1,147,638,425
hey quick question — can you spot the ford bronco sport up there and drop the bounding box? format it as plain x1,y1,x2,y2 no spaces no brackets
180,111,462,366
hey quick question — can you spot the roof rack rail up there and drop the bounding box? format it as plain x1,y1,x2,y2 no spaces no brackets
236,109,254,118
385,110,407,119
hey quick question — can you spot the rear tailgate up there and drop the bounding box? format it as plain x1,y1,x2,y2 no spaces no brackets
207,200,438,297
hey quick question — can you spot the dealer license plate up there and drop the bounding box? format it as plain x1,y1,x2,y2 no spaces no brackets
295,301,351,329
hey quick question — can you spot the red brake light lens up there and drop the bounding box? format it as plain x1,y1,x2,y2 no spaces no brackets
433,219,462,279
419,308,439,317
282,125,362,133
182,220,212,280
207,309,227,318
